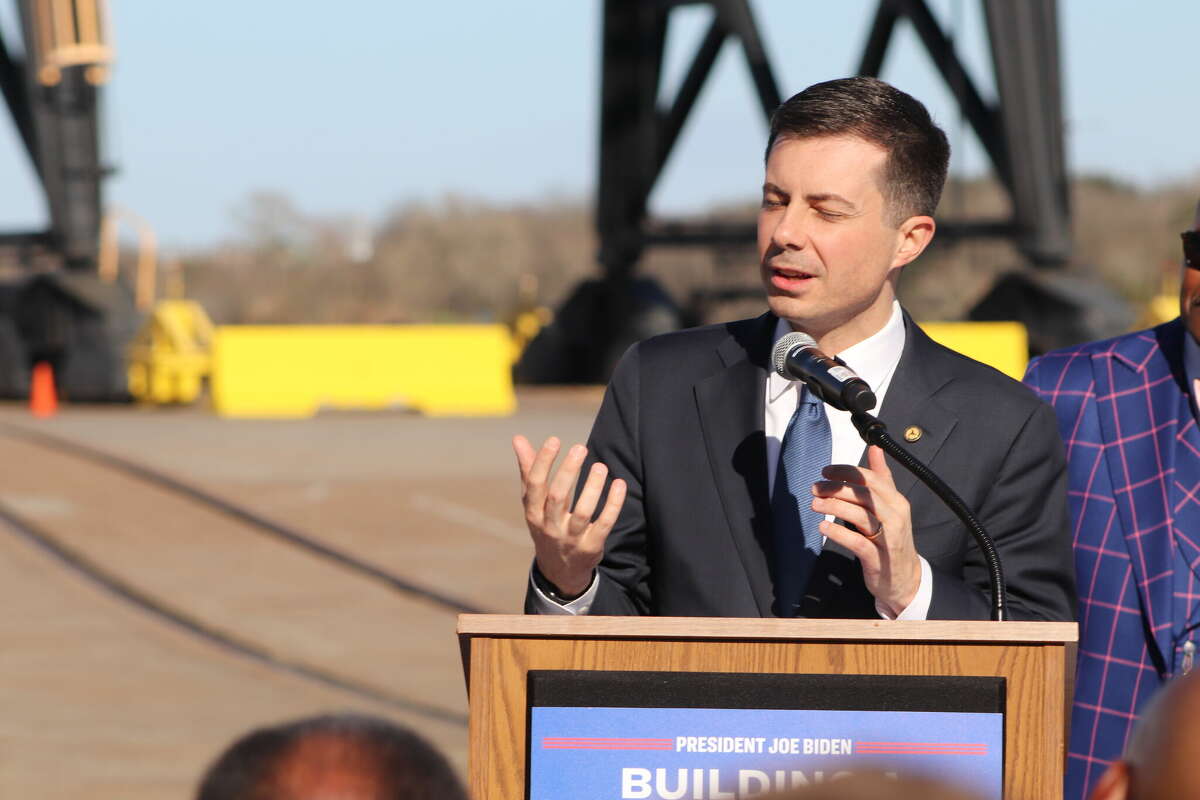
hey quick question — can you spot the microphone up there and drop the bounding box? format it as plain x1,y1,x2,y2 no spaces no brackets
771,332,877,415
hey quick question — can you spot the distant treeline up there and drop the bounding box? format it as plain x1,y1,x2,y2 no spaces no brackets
178,176,1200,327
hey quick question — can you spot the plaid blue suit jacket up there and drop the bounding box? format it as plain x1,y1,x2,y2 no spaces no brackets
1025,317,1200,800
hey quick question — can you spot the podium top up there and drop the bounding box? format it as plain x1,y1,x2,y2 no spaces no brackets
457,615,1078,644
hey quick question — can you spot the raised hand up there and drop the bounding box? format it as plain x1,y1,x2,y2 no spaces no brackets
513,435,627,597
811,445,922,617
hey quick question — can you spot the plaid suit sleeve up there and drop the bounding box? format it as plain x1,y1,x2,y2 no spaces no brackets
1024,348,1160,800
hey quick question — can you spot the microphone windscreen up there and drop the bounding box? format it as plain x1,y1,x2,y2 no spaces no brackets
771,331,816,378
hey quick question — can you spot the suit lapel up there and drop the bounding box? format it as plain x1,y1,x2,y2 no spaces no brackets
870,319,959,498
1093,320,1184,661
694,315,776,616
1167,388,1200,587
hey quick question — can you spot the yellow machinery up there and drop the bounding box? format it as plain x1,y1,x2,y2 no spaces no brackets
114,220,517,415
126,299,214,404
100,208,214,405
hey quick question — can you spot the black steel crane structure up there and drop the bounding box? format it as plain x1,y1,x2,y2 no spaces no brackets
519,0,1079,383
0,0,134,400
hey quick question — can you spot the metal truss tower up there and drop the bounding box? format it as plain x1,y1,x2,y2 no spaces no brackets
518,0,1072,382
0,0,111,267
0,0,134,400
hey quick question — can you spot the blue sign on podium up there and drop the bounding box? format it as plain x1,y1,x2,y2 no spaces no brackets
526,671,1004,800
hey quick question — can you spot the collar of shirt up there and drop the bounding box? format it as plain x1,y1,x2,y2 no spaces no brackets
767,300,907,406
1185,325,1200,408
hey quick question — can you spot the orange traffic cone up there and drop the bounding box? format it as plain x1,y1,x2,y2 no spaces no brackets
30,362,58,419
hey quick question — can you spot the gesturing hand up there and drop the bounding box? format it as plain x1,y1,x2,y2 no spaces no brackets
811,445,922,617
513,435,627,598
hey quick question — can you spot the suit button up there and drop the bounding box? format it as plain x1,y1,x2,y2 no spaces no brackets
904,426,923,442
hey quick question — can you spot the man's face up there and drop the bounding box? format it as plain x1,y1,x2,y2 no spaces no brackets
758,135,909,346
1179,203,1200,343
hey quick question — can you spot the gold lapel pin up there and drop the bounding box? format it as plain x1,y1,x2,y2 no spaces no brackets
904,426,923,442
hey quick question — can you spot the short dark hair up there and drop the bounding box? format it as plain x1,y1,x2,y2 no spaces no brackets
195,712,468,800
765,77,950,223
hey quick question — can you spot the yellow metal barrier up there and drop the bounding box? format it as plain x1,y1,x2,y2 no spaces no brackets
1139,294,1179,330
210,325,517,418
127,299,214,404
920,321,1029,381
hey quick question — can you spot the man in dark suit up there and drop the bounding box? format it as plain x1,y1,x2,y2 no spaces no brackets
1023,199,1200,800
515,77,1075,622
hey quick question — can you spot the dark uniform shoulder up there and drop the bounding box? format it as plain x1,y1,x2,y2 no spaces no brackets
633,315,771,367
911,324,1045,411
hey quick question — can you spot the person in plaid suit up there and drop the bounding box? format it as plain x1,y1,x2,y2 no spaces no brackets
1024,199,1200,800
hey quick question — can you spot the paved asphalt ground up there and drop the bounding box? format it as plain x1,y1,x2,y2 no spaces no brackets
0,387,603,799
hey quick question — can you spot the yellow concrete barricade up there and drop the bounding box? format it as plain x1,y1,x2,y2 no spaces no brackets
211,325,517,418
919,321,1029,381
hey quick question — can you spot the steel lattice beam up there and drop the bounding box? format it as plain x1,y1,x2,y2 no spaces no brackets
2,0,106,269
528,0,1076,381
597,0,779,282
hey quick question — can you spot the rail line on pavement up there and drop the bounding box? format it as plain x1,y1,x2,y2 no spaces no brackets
0,422,482,727
0,423,487,615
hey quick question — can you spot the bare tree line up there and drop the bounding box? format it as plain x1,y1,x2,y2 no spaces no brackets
178,175,1200,328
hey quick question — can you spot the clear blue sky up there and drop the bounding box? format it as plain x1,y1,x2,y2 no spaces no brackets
0,1,1196,248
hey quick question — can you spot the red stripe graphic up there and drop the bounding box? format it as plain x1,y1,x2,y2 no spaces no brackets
857,746,988,748
542,746,675,750
857,749,988,753
857,742,988,747
856,741,988,755
542,738,675,751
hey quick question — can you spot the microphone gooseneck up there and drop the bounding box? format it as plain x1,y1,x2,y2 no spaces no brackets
850,413,1008,621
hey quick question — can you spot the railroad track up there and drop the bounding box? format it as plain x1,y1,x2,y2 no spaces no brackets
0,421,490,727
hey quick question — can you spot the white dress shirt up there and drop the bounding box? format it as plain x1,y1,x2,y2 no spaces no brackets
531,301,932,618
1186,328,1200,409
765,301,931,620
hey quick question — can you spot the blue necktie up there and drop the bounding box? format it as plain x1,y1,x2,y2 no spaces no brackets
771,385,832,617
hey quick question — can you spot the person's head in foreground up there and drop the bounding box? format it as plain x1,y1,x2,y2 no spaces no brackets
762,771,983,800
195,712,468,800
1089,667,1200,800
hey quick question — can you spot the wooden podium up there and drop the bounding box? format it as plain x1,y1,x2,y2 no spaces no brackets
458,615,1077,800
